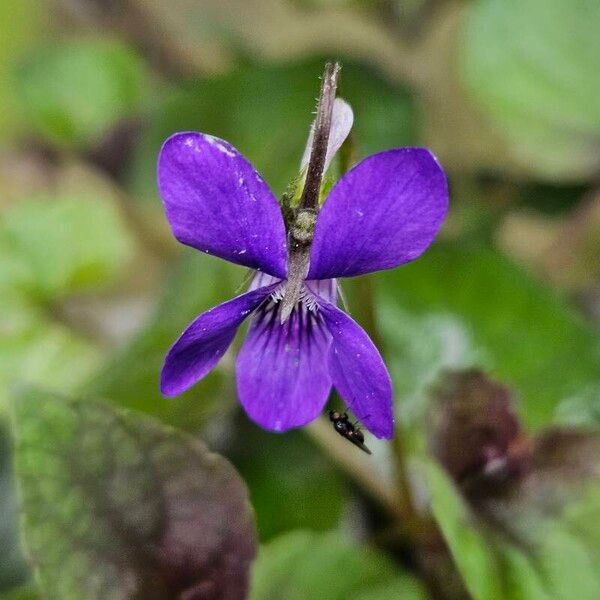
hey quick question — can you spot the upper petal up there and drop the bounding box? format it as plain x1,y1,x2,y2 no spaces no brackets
161,284,277,397
158,132,288,278
307,148,448,280
319,301,394,439
236,299,332,433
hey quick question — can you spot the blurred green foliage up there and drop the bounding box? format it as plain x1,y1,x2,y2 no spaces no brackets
131,59,415,199
428,462,600,600
0,426,28,591
86,252,238,426
0,190,135,412
0,299,100,414
378,244,600,428
230,422,345,542
251,530,426,599
3,194,134,299
17,39,151,147
0,0,47,142
0,586,38,600
462,0,600,180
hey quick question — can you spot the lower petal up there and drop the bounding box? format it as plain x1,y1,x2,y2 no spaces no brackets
161,285,277,396
236,300,332,432
319,302,394,439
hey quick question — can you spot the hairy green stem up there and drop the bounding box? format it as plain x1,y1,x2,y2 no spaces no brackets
298,61,339,212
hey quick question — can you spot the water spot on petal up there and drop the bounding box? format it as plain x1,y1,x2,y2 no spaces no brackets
205,134,236,157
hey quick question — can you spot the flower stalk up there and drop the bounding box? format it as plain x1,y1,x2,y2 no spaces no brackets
281,61,340,323
298,61,340,213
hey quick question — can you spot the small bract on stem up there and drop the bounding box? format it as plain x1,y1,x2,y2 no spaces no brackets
280,61,340,323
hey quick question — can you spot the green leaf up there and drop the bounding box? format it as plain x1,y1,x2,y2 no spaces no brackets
0,189,133,413
429,461,600,600
378,304,488,424
0,425,29,592
130,58,415,200
0,294,101,413
2,194,134,300
427,464,504,600
229,422,344,541
17,39,151,147
250,530,426,600
378,243,600,428
0,0,47,142
461,0,600,181
10,387,257,600
0,585,39,600
534,519,600,600
498,485,600,600
554,384,600,426
85,251,240,427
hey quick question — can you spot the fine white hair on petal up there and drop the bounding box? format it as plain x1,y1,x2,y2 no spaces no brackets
262,277,338,314
300,97,354,174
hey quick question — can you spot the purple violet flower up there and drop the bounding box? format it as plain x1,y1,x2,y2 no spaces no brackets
158,68,448,440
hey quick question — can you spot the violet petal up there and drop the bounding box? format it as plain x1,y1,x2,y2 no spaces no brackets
319,301,394,439
158,132,288,278
236,300,332,432
161,284,278,397
308,148,448,280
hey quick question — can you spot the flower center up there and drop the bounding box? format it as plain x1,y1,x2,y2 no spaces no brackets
271,284,318,313
249,273,337,318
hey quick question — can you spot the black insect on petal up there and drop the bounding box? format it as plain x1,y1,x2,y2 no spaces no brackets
329,410,372,455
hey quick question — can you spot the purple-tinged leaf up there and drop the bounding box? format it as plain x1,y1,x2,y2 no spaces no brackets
429,368,529,500
428,370,600,600
10,387,258,600
429,369,600,537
